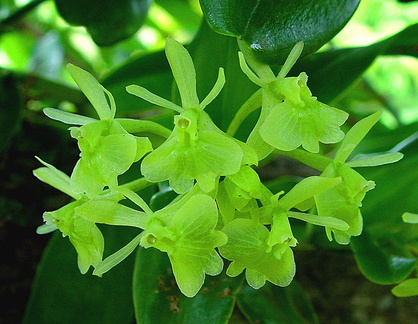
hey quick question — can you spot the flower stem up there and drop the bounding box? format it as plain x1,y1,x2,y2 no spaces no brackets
227,89,262,136
116,119,172,138
275,149,332,172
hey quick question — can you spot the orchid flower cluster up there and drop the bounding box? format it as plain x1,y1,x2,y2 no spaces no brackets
34,38,403,297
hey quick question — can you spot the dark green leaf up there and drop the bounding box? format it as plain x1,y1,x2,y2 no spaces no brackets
293,23,418,103
133,247,243,324
23,226,138,324
199,0,360,64
351,231,417,285
237,282,319,324
0,71,21,153
54,0,152,46
350,125,418,284
150,188,178,212
359,127,418,229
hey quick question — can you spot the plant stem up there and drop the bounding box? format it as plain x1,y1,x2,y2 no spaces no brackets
227,89,262,136
275,149,332,172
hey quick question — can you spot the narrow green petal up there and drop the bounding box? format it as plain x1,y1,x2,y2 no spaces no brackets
199,68,225,110
67,64,111,120
36,223,57,234
102,86,116,119
345,152,403,168
288,211,349,231
237,39,275,83
402,212,418,224
116,187,154,215
93,232,143,276
278,176,341,211
277,42,304,79
238,51,264,86
126,85,182,112
33,156,80,199
43,108,96,125
75,200,148,228
335,111,381,163
116,118,172,138
165,38,199,108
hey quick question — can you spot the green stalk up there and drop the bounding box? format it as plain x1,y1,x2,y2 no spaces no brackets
275,149,332,172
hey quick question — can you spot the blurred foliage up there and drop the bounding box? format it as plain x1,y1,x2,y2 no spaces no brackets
0,0,417,323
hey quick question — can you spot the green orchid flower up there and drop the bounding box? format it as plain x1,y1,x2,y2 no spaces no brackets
127,38,257,194
34,157,104,274
216,165,271,226
140,194,227,297
219,218,296,289
92,187,227,297
314,112,404,244
234,41,348,159
34,156,151,274
219,175,348,289
43,64,152,198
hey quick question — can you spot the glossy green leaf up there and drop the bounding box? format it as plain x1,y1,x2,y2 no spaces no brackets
293,23,418,103
54,0,152,46
133,247,243,324
200,0,360,64
351,230,416,285
359,130,418,229
237,282,319,324
347,124,418,285
23,226,138,324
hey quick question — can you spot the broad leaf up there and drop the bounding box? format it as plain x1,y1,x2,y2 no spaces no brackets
23,226,138,323
293,23,418,103
200,0,360,64
237,282,319,324
54,0,152,46
133,247,243,324
351,230,416,285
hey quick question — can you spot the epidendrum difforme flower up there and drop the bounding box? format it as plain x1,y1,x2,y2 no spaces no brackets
219,175,349,289
140,193,227,297
234,41,348,160
90,186,227,298
44,64,152,198
34,157,150,274
127,38,257,194
314,111,403,244
34,157,104,274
